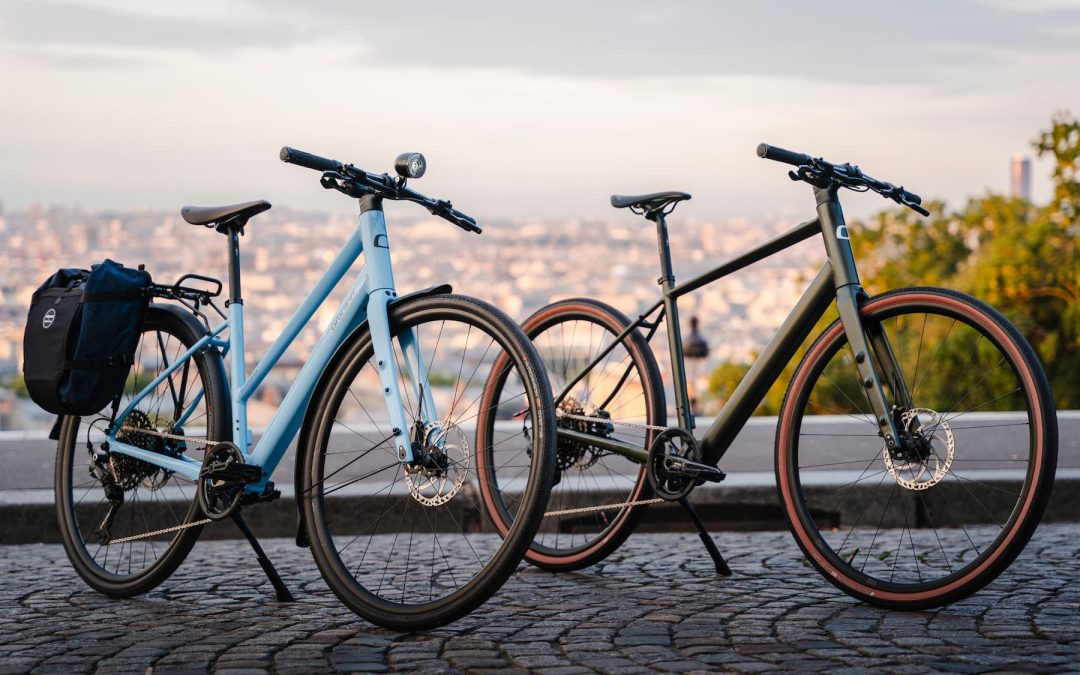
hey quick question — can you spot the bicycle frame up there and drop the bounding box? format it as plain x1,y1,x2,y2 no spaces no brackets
105,195,437,491
556,186,912,464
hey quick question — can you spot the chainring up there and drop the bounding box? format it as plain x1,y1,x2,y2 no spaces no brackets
647,428,702,501
198,443,245,520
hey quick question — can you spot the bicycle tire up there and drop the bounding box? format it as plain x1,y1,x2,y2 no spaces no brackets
477,298,666,571
776,287,1057,609
299,293,556,630
55,304,229,597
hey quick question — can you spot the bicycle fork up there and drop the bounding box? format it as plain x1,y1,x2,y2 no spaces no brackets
360,201,440,464
818,189,910,452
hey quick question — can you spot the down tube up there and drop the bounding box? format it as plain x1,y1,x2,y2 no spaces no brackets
699,262,835,464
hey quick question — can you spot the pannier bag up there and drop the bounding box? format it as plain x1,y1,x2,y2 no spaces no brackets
23,259,151,416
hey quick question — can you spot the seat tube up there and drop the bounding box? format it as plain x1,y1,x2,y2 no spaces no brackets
358,196,415,463
226,227,248,451
815,186,902,452
653,211,694,431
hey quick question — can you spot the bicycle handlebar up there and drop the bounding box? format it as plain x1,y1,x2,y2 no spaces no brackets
757,142,929,216
279,146,342,173
279,146,482,234
756,143,812,168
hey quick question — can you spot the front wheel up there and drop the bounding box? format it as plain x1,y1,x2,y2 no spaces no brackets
776,287,1057,609
300,294,556,630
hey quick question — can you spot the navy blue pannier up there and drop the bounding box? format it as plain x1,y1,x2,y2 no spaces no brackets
23,259,151,416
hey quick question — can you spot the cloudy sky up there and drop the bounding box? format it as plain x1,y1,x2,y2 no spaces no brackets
2,0,1080,221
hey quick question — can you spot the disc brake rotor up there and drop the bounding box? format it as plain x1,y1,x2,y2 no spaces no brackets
883,408,954,490
406,422,470,506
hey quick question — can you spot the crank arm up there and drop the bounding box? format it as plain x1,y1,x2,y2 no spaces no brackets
663,456,726,483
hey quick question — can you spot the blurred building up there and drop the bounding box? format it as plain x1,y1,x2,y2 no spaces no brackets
1011,154,1032,201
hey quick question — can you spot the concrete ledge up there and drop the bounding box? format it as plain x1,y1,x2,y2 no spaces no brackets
1,476,1077,545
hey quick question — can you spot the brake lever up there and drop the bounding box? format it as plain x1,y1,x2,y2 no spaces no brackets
905,200,931,217
320,171,372,198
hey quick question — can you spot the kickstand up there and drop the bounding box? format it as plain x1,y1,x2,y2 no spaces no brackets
231,509,295,602
679,497,732,576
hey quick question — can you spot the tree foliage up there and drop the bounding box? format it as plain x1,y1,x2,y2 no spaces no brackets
709,112,1080,412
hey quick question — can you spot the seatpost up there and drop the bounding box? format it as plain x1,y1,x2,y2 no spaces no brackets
651,210,695,431
226,226,243,304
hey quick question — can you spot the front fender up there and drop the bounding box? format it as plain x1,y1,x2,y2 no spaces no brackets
292,283,451,547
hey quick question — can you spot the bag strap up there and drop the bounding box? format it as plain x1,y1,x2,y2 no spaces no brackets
81,289,147,303
61,353,136,370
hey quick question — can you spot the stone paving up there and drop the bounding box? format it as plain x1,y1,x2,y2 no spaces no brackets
0,524,1077,674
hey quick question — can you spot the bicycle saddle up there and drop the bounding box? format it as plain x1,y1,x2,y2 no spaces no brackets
181,200,271,226
610,191,691,213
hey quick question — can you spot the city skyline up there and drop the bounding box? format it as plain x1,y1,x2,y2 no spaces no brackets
2,1,1080,220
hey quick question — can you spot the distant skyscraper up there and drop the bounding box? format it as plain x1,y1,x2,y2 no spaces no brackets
1010,154,1032,201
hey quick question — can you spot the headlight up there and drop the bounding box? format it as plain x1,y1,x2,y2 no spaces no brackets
395,152,426,179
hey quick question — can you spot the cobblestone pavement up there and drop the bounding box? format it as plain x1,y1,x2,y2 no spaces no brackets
0,524,1077,674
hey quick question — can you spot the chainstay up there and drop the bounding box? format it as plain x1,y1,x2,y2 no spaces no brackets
107,518,212,544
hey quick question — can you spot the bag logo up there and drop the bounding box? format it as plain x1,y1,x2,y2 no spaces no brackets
42,308,56,329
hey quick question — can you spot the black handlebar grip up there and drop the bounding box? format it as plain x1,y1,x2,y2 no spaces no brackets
279,146,341,172
902,189,923,206
756,143,813,167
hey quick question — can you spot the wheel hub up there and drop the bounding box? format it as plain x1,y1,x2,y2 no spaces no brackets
883,408,954,490
405,422,469,506
111,410,174,491
556,397,611,471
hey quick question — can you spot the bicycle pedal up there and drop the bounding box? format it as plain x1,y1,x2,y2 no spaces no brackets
241,482,281,505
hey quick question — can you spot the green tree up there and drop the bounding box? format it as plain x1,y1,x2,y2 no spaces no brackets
708,112,1080,412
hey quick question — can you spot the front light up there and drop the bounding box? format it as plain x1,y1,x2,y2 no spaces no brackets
395,152,426,179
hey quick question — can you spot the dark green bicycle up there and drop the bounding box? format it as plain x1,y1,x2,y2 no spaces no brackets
475,144,1058,609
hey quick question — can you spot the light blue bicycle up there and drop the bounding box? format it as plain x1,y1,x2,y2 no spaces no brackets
53,147,557,630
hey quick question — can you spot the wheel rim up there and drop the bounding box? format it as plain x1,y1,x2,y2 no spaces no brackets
481,306,658,563
779,293,1048,599
309,304,547,612
60,319,213,582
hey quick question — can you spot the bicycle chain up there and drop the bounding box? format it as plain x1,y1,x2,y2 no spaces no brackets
544,497,665,517
555,410,669,433
107,518,212,544
115,425,213,446
547,411,671,517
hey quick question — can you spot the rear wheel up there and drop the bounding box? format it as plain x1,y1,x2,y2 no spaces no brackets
777,288,1057,608
300,294,556,630
55,305,228,597
477,298,666,571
